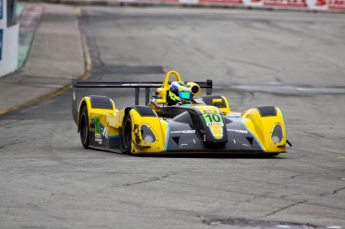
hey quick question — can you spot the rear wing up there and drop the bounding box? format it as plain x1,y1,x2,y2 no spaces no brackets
72,79,213,124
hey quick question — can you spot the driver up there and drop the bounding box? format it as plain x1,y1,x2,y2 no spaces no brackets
168,81,192,105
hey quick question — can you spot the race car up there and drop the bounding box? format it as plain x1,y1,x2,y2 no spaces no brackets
72,70,291,156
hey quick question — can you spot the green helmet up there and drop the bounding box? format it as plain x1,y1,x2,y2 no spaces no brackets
169,81,192,104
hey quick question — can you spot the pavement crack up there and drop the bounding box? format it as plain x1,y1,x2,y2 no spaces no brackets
118,174,171,188
227,57,276,71
333,186,345,195
320,186,345,197
290,174,302,179
264,200,306,217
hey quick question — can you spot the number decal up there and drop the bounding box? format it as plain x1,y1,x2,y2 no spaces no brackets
202,113,224,139
204,114,212,122
212,114,221,122
203,114,223,126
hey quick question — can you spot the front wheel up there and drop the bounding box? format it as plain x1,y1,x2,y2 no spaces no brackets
122,114,132,154
80,106,89,149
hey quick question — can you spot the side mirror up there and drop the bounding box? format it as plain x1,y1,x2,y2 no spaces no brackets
212,98,222,105
156,99,166,104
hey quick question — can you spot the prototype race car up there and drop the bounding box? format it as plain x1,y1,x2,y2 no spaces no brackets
72,70,291,156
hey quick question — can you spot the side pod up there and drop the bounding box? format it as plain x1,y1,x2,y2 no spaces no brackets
241,106,287,153
126,106,167,154
77,95,116,133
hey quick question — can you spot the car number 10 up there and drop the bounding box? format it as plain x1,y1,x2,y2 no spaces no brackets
203,114,222,123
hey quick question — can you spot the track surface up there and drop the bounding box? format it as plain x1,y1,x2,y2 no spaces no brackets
1,7,345,229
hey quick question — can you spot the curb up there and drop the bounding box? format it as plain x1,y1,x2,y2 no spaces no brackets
18,6,44,68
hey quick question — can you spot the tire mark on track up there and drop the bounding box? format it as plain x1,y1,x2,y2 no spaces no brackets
263,200,307,217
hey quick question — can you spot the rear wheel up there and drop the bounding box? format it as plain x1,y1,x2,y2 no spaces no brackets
122,114,132,154
80,106,89,149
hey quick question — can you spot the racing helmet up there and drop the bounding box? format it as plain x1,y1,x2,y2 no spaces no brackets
168,81,192,104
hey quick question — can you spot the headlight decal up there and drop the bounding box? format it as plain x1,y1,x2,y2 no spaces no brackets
140,124,156,144
271,124,283,143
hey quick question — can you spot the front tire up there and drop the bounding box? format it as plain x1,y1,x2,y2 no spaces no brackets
260,153,279,158
80,106,89,149
122,114,132,154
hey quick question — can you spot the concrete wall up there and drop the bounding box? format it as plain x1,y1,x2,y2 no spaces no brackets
0,0,19,77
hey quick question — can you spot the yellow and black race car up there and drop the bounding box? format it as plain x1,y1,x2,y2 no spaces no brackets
72,70,291,156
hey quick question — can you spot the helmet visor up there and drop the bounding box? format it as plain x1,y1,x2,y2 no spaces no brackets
178,91,191,100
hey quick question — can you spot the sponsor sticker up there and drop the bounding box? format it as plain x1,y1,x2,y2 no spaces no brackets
199,0,243,4
209,126,223,139
103,127,108,139
179,0,198,3
203,110,217,114
314,0,327,6
243,0,264,6
171,130,196,134
263,0,308,7
207,122,224,126
227,129,248,134
328,0,345,9
95,138,102,144
93,117,103,139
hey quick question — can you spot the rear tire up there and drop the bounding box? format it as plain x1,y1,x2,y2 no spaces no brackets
122,114,132,154
80,106,89,149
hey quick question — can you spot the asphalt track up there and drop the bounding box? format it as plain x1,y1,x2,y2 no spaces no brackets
1,6,345,229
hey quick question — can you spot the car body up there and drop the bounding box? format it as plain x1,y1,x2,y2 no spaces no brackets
72,70,291,156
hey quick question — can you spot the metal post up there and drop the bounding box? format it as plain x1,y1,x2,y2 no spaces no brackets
145,88,150,105
135,88,139,105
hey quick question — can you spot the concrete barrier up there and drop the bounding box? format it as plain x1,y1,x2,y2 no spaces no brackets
0,0,19,77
